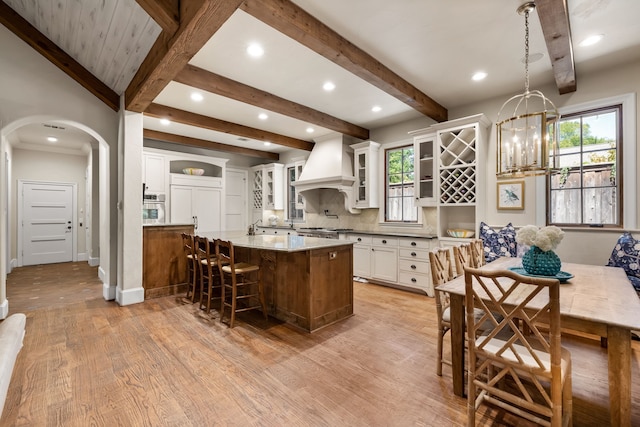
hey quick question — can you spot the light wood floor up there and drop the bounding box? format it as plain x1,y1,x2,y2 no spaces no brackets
2,262,640,426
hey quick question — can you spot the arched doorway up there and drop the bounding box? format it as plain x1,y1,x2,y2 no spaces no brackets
0,115,112,318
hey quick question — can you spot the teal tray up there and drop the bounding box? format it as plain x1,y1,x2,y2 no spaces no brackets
508,267,574,283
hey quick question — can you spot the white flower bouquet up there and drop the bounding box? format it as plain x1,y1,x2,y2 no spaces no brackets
515,225,564,252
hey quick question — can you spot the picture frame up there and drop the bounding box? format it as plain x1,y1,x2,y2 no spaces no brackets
497,180,524,210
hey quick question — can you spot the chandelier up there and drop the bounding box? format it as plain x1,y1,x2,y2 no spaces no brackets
496,1,559,178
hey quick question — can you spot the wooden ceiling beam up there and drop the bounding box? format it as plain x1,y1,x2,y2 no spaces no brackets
534,0,577,94
175,65,370,140
145,103,315,151
240,0,448,122
0,2,120,111
125,0,244,112
144,129,279,160
135,0,180,34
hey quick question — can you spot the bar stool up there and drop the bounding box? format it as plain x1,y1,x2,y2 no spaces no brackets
196,236,222,313
215,239,268,328
182,233,199,302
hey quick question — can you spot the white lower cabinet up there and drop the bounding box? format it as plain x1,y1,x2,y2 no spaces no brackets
370,237,398,282
348,233,434,295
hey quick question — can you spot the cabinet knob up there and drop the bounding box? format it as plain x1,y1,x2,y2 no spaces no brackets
357,237,362,242
411,264,416,269
411,241,417,246
411,252,417,257
382,239,387,244
411,278,417,283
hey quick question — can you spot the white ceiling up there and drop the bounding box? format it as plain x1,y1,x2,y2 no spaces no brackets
4,0,640,156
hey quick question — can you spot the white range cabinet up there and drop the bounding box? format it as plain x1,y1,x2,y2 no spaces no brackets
347,233,436,296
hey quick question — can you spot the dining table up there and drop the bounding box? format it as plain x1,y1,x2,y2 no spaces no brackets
436,256,640,426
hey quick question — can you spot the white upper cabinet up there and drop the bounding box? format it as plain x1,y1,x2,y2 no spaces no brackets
351,141,380,209
411,132,437,206
251,163,284,211
143,153,166,194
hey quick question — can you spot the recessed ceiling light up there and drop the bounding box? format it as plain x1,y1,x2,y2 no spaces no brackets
306,127,315,133
371,105,382,112
323,81,335,91
264,141,272,146
246,43,264,57
159,118,170,126
47,136,58,142
471,71,487,81
190,92,203,102
258,113,268,120
579,34,603,47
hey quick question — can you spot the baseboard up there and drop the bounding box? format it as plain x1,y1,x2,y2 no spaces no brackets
77,252,87,262
88,257,99,267
98,266,106,282
116,286,144,306
102,283,116,301
0,299,7,319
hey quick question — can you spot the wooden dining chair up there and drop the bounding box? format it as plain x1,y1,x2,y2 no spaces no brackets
215,239,268,328
182,233,199,302
429,248,455,376
453,243,473,277
464,267,572,427
470,238,485,268
196,236,223,314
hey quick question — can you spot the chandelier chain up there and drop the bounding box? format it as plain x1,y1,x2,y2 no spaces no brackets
524,7,530,93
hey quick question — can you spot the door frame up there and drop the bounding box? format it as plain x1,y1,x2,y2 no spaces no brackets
17,179,78,267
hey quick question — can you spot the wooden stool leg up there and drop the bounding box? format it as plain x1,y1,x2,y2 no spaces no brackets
258,269,268,321
230,275,238,328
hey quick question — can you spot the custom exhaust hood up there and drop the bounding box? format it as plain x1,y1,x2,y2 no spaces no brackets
293,133,361,214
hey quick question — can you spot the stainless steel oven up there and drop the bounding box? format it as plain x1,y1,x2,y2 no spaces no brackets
143,193,165,224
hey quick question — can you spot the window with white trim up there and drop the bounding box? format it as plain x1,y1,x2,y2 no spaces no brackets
385,144,417,222
548,105,622,226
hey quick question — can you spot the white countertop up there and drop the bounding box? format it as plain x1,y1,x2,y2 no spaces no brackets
200,231,354,252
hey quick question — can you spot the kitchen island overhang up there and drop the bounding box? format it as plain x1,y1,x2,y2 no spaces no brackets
201,232,355,332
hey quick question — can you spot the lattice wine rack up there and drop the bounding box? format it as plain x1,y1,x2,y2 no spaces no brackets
439,127,477,204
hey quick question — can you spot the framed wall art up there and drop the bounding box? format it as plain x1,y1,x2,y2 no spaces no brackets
497,180,524,210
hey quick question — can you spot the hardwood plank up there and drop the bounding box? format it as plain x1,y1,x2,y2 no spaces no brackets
3,262,640,426
144,103,314,151
175,65,370,140
240,0,448,123
534,0,577,94
125,0,244,112
0,1,120,111
143,129,280,160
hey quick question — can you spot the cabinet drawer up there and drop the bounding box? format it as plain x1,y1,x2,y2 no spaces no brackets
398,271,433,297
371,236,398,246
399,248,429,260
347,234,372,245
399,259,429,275
398,238,433,250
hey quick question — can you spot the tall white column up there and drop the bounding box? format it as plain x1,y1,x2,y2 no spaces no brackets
116,110,144,306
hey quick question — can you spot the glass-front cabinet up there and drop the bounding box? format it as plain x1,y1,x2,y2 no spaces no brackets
351,141,380,209
410,131,437,206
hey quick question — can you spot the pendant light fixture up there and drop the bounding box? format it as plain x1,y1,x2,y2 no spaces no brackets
496,1,559,178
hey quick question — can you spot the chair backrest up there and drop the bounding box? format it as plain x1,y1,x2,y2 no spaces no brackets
195,236,214,276
429,248,455,320
215,239,235,276
464,267,562,400
470,239,485,268
453,243,472,277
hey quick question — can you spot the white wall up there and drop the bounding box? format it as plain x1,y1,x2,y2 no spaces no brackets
11,149,88,262
0,24,119,308
447,59,640,265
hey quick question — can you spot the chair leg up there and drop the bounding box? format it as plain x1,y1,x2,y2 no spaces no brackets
436,329,444,376
258,269,268,321
229,276,238,328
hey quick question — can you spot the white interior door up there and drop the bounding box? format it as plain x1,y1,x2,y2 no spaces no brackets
225,169,246,231
21,182,74,266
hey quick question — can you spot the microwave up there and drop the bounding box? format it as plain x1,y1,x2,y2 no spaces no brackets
143,193,165,224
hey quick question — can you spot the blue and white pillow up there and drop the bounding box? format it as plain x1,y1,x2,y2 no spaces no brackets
479,222,517,263
607,232,640,291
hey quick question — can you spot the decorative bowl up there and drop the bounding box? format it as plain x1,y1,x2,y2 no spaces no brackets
182,168,204,176
446,229,475,238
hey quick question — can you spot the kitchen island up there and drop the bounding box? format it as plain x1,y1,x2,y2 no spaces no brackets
202,232,354,332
